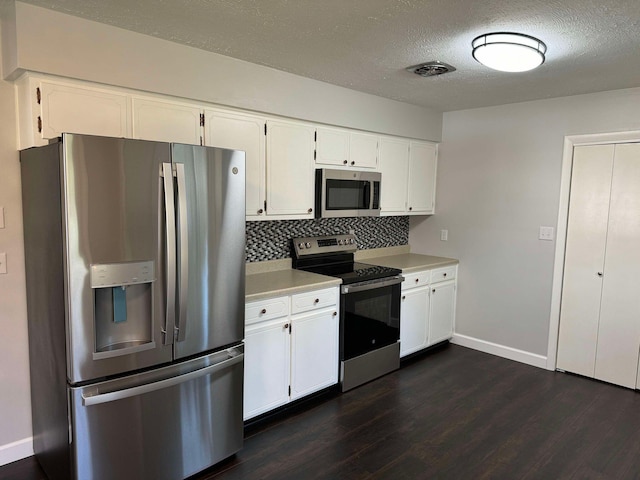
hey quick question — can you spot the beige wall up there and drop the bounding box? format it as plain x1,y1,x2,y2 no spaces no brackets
0,20,32,462
410,87,640,361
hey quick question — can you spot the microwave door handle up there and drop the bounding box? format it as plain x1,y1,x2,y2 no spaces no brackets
175,162,189,342
161,163,176,346
363,181,371,209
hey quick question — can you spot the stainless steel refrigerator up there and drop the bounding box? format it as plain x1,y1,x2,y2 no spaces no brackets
20,133,246,480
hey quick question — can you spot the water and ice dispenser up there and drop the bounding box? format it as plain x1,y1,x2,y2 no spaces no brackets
90,261,156,359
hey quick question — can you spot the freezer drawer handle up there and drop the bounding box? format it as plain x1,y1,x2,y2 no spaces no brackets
81,351,243,407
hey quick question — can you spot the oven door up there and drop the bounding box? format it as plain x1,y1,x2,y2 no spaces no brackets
340,276,403,361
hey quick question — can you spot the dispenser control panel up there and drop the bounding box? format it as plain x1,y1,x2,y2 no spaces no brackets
90,261,155,288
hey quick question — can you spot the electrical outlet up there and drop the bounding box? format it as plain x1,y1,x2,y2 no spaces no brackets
440,229,448,241
0,252,6,274
539,226,555,241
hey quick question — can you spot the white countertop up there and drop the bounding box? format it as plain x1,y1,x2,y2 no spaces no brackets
246,268,341,302
245,249,458,301
362,253,458,273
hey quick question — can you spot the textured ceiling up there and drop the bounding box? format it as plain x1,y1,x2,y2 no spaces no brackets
17,0,640,112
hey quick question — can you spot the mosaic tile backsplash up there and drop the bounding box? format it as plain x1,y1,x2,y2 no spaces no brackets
246,216,409,262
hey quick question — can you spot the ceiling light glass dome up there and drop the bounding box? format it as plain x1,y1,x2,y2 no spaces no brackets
472,32,547,72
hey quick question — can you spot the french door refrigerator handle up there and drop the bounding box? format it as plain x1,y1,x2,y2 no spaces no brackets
81,351,244,406
175,162,189,342
161,162,176,346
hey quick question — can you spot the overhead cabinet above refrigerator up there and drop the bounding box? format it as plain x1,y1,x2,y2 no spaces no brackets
21,134,246,480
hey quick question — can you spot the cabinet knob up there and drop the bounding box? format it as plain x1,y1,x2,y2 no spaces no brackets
284,323,289,329
314,298,319,304
409,206,413,211
257,208,264,214
432,289,436,293
343,160,348,165
597,272,603,277
260,308,267,314
402,295,406,300
308,208,313,214
350,161,355,166
415,278,419,283
443,273,447,277
333,311,337,317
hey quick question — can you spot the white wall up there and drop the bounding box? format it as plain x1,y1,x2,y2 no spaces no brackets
0,20,32,464
4,2,442,142
410,87,640,363
0,1,444,465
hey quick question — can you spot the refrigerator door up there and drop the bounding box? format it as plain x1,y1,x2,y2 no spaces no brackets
62,134,174,383
70,346,244,480
171,144,246,359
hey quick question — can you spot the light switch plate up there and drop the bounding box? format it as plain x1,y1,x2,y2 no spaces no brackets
440,229,448,241
0,252,6,274
539,226,554,241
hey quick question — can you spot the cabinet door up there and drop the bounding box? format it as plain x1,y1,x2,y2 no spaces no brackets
350,132,378,169
379,137,409,214
556,145,614,378
400,285,429,357
39,80,130,140
594,144,640,389
316,126,350,167
205,110,266,219
290,308,339,400
428,281,456,346
266,120,315,217
244,319,291,420
132,97,202,145
408,142,437,214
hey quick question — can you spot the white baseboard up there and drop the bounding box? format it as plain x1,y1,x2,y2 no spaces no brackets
451,333,548,369
0,437,33,466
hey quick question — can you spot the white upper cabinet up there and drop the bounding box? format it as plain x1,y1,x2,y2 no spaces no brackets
379,137,410,214
349,132,379,169
132,96,202,145
21,77,131,147
316,127,378,169
266,119,316,218
204,109,266,219
407,141,437,214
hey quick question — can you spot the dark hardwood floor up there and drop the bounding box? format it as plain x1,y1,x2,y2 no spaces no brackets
5,344,640,479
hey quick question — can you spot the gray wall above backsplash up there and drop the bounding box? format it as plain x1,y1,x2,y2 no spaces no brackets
246,216,409,263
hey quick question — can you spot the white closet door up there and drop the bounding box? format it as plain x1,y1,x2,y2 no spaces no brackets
595,144,640,388
556,145,614,378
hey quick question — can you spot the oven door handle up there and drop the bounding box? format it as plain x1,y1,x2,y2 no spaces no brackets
341,275,404,294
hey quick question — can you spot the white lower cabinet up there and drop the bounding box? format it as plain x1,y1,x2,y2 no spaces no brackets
244,287,339,420
399,265,457,358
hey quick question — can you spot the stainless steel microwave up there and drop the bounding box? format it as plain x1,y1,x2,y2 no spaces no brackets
315,169,381,218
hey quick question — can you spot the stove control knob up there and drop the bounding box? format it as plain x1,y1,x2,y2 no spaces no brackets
338,239,343,245
349,238,355,244
298,242,305,249
305,242,311,248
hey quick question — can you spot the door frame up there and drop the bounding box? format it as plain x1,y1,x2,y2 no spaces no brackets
546,130,640,371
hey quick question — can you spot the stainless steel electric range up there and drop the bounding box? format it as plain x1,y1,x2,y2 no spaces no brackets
291,234,403,391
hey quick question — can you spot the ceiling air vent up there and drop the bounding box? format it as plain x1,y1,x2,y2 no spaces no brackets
407,61,456,77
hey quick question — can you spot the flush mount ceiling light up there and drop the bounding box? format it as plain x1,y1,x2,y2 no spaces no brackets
472,32,547,72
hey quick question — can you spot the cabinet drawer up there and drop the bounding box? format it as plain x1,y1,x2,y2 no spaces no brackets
246,296,290,325
291,288,337,315
431,265,457,283
402,271,430,290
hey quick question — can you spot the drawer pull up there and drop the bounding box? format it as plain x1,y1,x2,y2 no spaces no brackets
260,308,267,314
402,295,406,300
443,273,447,277
415,278,419,283
314,298,319,304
